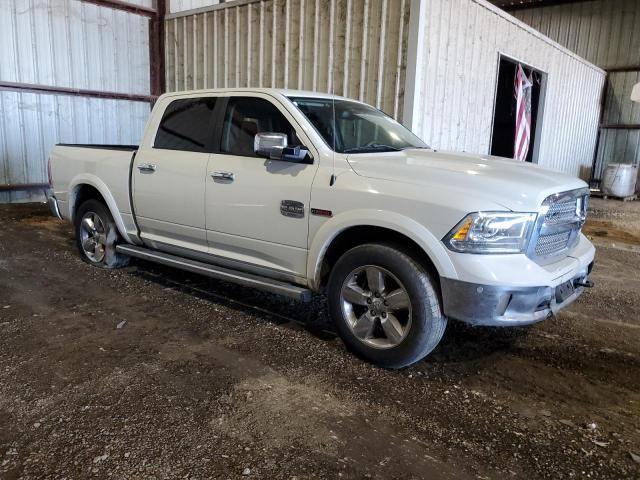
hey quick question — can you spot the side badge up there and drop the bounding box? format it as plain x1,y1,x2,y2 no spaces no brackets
280,200,305,218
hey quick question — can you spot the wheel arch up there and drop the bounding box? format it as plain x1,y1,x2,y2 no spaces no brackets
308,211,457,291
69,175,133,244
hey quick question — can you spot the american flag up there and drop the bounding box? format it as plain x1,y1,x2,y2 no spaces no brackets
514,64,533,162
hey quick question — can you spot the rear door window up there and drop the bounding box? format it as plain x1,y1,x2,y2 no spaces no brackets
154,97,218,152
220,97,299,157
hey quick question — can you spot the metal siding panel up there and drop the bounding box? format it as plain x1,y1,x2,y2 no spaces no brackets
604,71,640,125
2,91,26,185
0,1,18,82
164,0,410,120
449,0,466,150
413,0,604,178
298,0,307,90
598,130,640,170
0,90,148,183
0,94,7,186
513,0,640,179
170,0,221,14
460,0,478,151
0,0,150,95
312,0,327,93
262,0,273,88
0,0,151,202
275,0,287,88
392,0,407,118
347,0,364,99
165,18,176,91
513,0,640,68
423,0,439,144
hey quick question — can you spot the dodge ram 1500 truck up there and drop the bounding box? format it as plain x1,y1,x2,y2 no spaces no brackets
47,88,595,368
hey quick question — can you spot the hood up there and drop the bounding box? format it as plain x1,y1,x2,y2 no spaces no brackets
346,149,588,211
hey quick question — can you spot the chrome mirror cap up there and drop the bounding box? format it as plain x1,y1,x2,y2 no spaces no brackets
254,132,288,159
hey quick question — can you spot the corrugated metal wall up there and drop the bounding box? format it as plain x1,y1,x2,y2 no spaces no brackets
0,0,151,202
408,0,605,178
512,0,640,183
170,0,221,14
593,70,640,180
512,0,640,68
165,0,411,119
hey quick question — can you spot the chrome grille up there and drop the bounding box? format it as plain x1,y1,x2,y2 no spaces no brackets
535,231,571,257
529,188,589,263
544,199,578,225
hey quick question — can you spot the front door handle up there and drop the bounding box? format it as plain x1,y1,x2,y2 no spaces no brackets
137,163,157,173
211,171,235,182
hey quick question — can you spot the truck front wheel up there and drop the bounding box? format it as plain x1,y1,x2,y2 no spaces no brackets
74,199,129,269
327,244,446,369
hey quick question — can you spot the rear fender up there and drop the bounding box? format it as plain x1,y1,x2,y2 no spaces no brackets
69,174,133,244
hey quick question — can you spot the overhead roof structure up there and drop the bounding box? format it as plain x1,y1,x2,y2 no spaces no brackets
490,0,593,10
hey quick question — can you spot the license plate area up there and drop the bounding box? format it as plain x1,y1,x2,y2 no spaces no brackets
555,280,576,304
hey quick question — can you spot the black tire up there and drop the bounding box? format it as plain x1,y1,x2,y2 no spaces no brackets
74,199,129,269
327,244,446,369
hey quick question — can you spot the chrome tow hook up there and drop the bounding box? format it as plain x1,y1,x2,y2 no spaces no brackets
574,279,594,288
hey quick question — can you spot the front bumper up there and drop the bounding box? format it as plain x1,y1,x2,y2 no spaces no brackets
441,261,593,326
45,189,62,219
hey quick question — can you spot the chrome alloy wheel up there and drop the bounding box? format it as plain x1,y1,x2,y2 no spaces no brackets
79,211,107,263
340,265,413,349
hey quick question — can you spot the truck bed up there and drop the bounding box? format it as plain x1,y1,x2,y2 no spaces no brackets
49,144,138,229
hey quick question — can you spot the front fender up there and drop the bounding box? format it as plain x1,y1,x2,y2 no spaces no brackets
68,174,133,244
307,209,457,290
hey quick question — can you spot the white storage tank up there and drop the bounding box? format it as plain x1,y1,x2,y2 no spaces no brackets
602,163,638,198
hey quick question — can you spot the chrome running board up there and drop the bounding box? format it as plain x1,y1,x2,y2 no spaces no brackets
116,244,312,302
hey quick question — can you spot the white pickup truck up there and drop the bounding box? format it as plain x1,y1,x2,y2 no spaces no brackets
47,88,594,368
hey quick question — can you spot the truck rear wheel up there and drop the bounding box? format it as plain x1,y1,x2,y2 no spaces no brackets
74,199,129,269
327,244,446,369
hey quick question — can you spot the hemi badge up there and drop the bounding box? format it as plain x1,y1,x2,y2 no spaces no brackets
311,208,332,217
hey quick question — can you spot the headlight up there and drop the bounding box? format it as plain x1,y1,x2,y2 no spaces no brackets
443,212,537,254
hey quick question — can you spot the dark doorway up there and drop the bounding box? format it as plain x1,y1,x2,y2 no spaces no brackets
490,56,546,163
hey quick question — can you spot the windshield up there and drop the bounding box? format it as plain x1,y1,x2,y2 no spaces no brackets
288,97,428,153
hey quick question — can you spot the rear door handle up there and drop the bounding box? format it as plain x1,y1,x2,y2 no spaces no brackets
211,171,234,182
137,163,157,173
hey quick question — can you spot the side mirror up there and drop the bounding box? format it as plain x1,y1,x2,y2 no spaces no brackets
254,132,313,163
254,132,288,158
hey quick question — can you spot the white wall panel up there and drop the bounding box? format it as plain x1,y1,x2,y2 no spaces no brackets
408,0,605,178
0,0,150,94
0,91,149,202
0,0,152,203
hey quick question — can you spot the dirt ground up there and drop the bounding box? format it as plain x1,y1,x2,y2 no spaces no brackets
0,200,639,480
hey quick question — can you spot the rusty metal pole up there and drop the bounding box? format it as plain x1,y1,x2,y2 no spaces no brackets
149,0,167,102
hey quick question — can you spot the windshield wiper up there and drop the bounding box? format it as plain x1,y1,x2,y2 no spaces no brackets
343,144,402,153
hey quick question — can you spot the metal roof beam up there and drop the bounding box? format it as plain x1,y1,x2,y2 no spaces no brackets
0,81,154,103
80,0,157,17
491,0,594,12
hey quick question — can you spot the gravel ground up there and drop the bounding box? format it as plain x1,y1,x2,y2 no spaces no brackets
0,202,639,479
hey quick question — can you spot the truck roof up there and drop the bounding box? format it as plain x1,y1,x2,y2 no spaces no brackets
158,88,351,102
